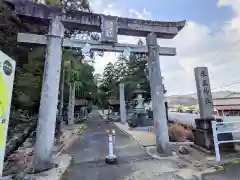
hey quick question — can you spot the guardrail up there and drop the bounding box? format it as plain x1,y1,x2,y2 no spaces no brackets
212,120,240,162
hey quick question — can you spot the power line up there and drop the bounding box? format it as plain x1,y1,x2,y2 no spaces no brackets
200,40,240,90
182,80,240,96
187,40,240,93
201,39,240,64
212,80,240,91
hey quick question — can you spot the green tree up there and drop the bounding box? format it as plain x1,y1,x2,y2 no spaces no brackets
61,49,97,124
100,62,117,93
98,38,168,107
13,48,45,112
45,0,90,11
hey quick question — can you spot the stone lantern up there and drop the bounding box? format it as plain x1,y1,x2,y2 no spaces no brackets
133,84,146,113
128,84,152,128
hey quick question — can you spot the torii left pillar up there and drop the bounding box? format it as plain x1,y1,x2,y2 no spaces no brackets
34,16,64,171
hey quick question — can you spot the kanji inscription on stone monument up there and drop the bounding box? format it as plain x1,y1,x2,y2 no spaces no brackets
194,67,214,119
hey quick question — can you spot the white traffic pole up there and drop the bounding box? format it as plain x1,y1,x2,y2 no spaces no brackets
105,129,117,164
112,129,116,155
108,133,114,157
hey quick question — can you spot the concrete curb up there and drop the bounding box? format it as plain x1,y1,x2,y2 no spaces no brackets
32,154,72,180
55,125,84,156
37,124,86,180
114,123,217,180
55,135,78,157
97,111,107,120
97,111,104,118
113,122,178,161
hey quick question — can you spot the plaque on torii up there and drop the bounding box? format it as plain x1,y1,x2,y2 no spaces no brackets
101,15,118,43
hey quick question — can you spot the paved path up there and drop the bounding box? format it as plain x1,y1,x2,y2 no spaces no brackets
61,111,184,180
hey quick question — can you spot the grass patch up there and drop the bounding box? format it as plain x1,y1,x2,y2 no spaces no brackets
215,165,225,172
230,158,240,164
76,124,87,134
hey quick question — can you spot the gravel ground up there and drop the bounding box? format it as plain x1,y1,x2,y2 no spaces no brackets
61,111,184,180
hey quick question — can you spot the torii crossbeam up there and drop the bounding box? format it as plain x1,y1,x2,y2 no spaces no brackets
17,33,176,55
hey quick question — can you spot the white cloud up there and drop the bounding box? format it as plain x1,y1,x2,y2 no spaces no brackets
90,0,240,95
218,0,240,15
163,0,240,95
91,1,150,75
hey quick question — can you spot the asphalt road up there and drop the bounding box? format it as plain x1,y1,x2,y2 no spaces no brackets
61,111,183,180
201,163,240,180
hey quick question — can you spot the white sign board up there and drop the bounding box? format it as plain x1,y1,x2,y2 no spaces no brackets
0,51,15,177
194,67,213,119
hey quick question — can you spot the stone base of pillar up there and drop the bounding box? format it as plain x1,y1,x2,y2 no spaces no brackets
195,118,221,131
192,118,235,153
192,128,214,151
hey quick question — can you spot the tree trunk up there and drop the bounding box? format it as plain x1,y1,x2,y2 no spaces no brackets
68,82,75,125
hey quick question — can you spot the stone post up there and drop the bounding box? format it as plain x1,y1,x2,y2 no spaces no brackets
119,83,126,124
193,67,235,151
34,16,64,171
194,67,213,119
146,32,172,156
68,82,75,125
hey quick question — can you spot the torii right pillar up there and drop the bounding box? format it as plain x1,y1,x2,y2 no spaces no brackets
146,32,172,156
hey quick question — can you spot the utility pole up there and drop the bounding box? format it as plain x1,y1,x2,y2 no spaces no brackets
146,32,172,156
34,16,64,172
119,83,126,124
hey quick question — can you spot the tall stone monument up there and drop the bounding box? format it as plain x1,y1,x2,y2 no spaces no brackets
193,67,234,152
194,67,214,119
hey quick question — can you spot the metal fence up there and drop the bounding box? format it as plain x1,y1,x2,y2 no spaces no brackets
212,120,240,162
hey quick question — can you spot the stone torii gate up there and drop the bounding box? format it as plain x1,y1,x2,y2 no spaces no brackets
6,0,185,171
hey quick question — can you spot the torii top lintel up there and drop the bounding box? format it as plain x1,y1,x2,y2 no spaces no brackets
6,0,186,39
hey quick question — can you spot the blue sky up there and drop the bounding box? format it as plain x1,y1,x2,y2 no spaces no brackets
92,0,240,95
115,0,232,24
